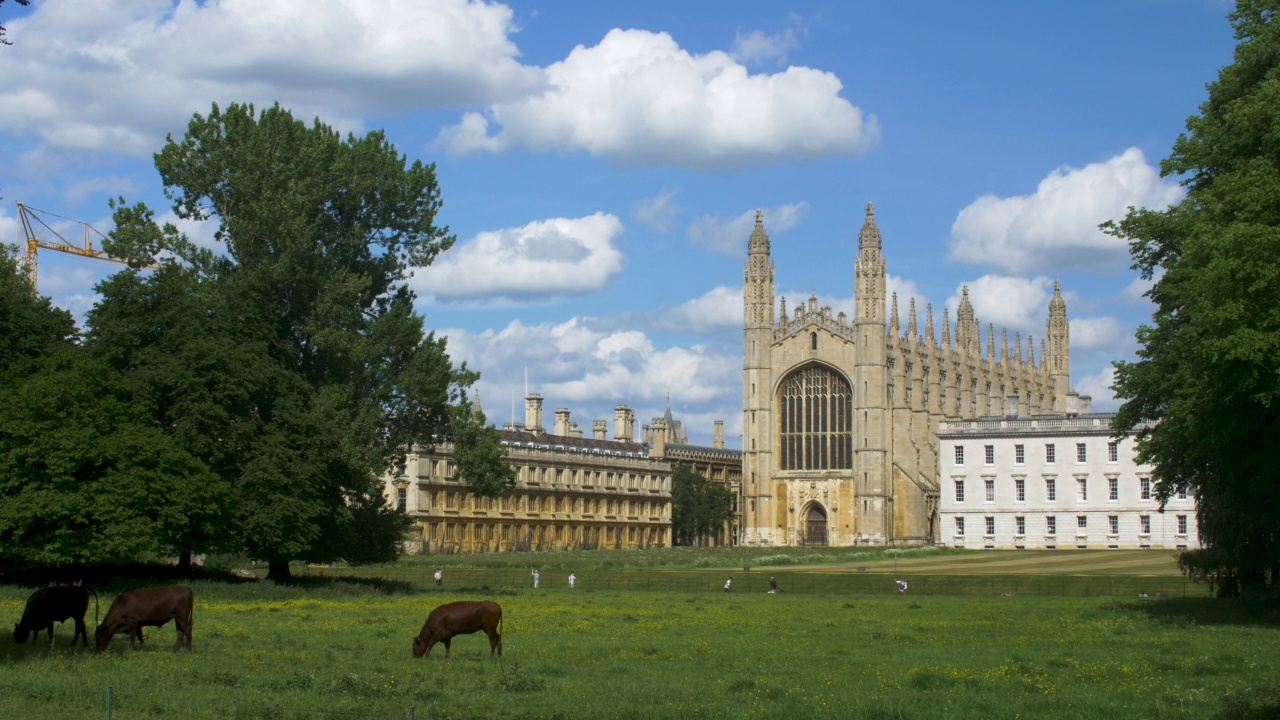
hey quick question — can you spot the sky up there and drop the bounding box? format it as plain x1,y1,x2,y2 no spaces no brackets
0,0,1240,449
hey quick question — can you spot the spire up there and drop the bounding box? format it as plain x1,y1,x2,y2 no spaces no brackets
987,323,996,362
748,209,770,254
778,295,787,324
956,286,974,351
1000,328,1009,364
1040,339,1048,373
907,297,918,341
941,307,951,350
925,303,935,347
1014,331,1022,365
1027,335,1035,368
473,389,484,419
890,292,900,335
858,201,882,250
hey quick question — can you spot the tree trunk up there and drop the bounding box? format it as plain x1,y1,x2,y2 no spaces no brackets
267,561,292,584
177,550,192,575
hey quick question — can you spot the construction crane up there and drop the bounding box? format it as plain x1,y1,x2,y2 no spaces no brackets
16,202,158,296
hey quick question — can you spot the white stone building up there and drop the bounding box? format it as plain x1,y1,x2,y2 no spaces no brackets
938,409,1200,550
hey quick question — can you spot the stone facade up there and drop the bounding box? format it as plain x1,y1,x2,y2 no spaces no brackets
741,205,1074,547
938,413,1200,550
386,395,673,554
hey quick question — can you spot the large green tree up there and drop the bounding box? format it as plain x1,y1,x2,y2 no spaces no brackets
1106,0,1280,594
671,465,735,547
103,102,508,581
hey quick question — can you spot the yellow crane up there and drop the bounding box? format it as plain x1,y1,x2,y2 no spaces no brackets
16,202,157,296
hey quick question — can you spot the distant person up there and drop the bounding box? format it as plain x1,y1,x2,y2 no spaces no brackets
531,570,540,589
768,577,778,594
896,579,908,595
724,578,732,593
434,569,443,587
568,572,577,589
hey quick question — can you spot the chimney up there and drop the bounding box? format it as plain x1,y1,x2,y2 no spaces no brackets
642,424,652,443
1004,395,1019,418
593,419,607,441
714,420,724,449
568,422,583,438
1065,391,1080,417
614,405,637,441
554,407,571,436
1079,395,1092,415
525,393,544,433
651,418,668,458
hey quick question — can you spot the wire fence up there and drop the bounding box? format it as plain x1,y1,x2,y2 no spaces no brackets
291,564,1211,599
1,687,429,720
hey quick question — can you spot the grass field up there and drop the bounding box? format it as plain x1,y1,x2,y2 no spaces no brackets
1,550,1277,720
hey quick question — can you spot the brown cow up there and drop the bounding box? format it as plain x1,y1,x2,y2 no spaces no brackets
95,585,193,651
13,586,92,646
412,601,502,659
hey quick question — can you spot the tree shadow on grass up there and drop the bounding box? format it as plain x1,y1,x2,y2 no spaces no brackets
1123,597,1280,629
274,574,418,595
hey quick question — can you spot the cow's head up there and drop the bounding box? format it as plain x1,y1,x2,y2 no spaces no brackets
412,636,427,658
94,624,110,650
13,623,30,644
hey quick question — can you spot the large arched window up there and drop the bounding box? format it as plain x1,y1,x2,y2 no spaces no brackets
778,365,854,470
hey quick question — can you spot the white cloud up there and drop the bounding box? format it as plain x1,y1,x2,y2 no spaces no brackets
1075,365,1119,411
633,188,684,233
437,28,879,167
662,285,742,333
689,202,808,254
411,213,625,302
730,28,799,66
441,317,741,445
1069,316,1125,352
0,0,541,155
948,148,1183,274
66,176,134,204
946,275,1054,337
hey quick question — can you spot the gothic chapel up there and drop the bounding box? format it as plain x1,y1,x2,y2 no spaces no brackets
741,204,1073,546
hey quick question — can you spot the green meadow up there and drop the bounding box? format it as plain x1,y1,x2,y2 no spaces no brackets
2,549,1277,720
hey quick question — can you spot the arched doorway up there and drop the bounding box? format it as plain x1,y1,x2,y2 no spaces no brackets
805,504,828,546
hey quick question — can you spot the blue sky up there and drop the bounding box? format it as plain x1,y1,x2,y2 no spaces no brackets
0,1,1238,448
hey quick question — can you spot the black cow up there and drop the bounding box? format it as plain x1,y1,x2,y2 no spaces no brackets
13,586,91,646
412,601,503,659
95,585,193,651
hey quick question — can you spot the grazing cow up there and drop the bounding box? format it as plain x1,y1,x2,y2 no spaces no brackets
96,585,193,651
412,601,502,659
13,586,92,646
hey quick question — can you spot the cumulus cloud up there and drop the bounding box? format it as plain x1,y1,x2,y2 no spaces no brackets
945,275,1054,336
411,213,625,302
0,0,540,155
662,285,742,333
1069,316,1126,353
689,202,809,254
1074,365,1119,411
437,28,879,167
730,28,799,66
441,317,741,445
948,148,1183,274
632,188,684,233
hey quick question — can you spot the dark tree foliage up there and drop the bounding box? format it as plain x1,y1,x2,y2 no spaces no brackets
449,404,516,498
0,0,31,47
0,243,77,378
1105,1,1280,594
101,102,506,581
671,465,735,546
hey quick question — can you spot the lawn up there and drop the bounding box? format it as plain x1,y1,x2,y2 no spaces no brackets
1,552,1276,719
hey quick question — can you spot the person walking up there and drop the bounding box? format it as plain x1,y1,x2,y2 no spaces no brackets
768,577,778,594
568,572,577,589
896,579,908,595
434,569,443,587
531,569,540,589
724,578,733,593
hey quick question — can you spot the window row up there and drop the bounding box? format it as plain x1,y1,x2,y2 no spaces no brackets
952,476,1186,503
953,514,1190,537
953,441,1121,466
423,491,667,518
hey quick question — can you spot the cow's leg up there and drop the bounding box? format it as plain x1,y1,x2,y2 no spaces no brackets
73,617,87,647
443,638,451,659
175,615,192,651
44,624,55,645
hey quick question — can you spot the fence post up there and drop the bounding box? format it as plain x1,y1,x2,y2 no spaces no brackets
107,686,113,720
409,706,416,720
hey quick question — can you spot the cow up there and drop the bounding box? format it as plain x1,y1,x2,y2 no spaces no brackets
95,585,193,651
13,586,92,646
412,601,503,659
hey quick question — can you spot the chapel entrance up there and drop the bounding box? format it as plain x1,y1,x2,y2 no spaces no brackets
805,504,828,546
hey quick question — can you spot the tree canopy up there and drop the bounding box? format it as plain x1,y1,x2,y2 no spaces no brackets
670,465,735,547
1106,0,1280,594
0,102,511,580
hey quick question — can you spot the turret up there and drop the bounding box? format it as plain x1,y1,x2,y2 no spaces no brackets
1047,280,1071,411
853,202,890,541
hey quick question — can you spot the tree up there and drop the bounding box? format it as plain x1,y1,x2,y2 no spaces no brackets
0,243,77,380
103,102,505,581
0,0,30,47
1105,1,1280,594
670,465,735,546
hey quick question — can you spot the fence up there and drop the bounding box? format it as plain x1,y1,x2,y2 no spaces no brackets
0,687,427,720
292,564,1210,598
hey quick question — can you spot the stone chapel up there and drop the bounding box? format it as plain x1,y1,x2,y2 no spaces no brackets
740,204,1073,546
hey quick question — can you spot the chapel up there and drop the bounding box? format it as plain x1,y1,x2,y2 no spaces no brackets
740,204,1073,545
